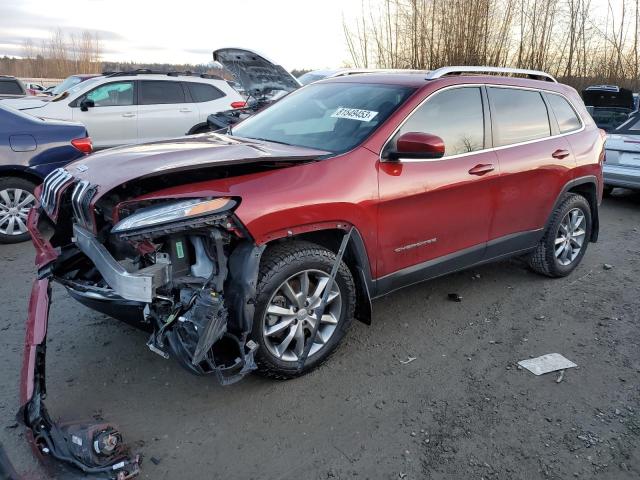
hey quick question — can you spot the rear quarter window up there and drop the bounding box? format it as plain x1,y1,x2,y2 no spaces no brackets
489,87,551,146
0,80,24,95
186,82,225,102
546,93,582,133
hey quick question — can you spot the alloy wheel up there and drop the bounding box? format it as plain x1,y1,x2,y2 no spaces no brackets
554,207,586,266
0,188,35,236
262,269,342,362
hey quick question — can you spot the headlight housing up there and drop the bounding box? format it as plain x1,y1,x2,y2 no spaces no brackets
112,198,237,238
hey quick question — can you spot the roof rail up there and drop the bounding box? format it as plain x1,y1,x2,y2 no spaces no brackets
103,69,222,80
426,66,557,83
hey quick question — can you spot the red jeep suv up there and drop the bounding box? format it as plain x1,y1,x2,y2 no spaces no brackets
22,66,604,476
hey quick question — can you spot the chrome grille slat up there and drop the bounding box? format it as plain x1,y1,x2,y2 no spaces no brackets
40,168,74,216
71,180,96,229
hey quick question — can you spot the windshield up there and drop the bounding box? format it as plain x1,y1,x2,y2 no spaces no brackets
588,106,632,133
232,82,415,153
51,75,84,96
51,77,102,102
297,72,332,85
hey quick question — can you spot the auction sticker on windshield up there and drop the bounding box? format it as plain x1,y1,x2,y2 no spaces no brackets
331,107,378,122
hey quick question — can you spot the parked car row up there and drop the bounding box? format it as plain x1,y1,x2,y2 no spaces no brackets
581,84,640,193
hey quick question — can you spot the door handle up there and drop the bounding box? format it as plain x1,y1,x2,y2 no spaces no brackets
179,108,192,113
122,112,136,118
552,149,570,159
468,163,495,176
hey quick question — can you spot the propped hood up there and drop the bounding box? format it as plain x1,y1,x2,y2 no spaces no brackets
213,47,301,97
66,133,329,197
582,86,635,110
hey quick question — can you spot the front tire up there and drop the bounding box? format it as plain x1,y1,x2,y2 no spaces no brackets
0,177,37,244
251,241,356,379
528,193,592,277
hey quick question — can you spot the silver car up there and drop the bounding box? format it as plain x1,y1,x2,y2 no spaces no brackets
604,112,640,193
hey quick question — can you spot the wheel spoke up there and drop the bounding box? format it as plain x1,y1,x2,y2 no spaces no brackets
265,317,295,337
321,313,338,325
309,276,329,306
0,190,11,207
14,217,27,234
6,216,15,235
12,189,23,206
16,194,35,209
555,236,565,245
293,323,305,358
299,271,310,298
280,281,299,307
267,304,294,317
572,228,585,238
276,325,297,357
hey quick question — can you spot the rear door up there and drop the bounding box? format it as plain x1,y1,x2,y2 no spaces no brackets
72,80,137,148
377,86,499,286
487,87,578,243
137,80,199,142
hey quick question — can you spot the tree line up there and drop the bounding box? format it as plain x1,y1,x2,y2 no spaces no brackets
344,0,640,90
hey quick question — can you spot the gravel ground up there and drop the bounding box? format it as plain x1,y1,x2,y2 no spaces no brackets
1,191,639,480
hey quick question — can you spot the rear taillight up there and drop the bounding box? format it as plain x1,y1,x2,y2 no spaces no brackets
230,101,246,109
71,137,93,154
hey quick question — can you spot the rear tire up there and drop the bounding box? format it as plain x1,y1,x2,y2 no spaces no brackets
0,177,37,244
528,193,592,277
251,241,356,379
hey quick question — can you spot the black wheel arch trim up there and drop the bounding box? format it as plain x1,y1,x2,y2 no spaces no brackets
187,122,210,135
548,175,599,242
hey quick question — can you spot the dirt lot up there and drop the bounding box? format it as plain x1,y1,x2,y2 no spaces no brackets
1,191,639,480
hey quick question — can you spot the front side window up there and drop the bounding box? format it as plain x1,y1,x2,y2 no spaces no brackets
386,87,485,157
232,82,415,153
546,93,582,133
139,81,185,105
85,81,134,107
489,87,550,146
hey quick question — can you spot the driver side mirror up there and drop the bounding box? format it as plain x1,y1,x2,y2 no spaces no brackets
80,99,95,112
387,132,445,161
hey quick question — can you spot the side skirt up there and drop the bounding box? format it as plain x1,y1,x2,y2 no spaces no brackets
373,229,543,299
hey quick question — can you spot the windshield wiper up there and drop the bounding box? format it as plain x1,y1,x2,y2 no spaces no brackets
247,137,293,146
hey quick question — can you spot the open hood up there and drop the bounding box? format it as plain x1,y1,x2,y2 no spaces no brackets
213,47,301,97
582,86,635,110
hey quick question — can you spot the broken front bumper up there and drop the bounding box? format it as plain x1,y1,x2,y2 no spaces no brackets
73,224,169,303
19,208,140,479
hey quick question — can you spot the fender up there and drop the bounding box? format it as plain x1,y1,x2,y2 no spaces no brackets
186,122,210,135
261,223,375,325
547,175,599,242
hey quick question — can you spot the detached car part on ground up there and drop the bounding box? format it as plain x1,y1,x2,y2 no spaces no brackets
20,66,604,478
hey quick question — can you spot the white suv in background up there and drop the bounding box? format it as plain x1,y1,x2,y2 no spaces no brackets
1,71,245,149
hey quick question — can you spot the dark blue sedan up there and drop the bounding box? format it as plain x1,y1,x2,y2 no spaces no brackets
0,104,91,243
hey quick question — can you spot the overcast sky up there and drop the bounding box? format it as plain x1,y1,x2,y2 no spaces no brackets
0,0,363,69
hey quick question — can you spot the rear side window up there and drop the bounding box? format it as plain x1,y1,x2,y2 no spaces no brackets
390,87,485,156
546,93,582,133
0,80,24,95
186,82,225,102
489,87,550,146
139,81,185,105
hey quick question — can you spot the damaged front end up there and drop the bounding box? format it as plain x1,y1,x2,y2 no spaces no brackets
21,168,267,478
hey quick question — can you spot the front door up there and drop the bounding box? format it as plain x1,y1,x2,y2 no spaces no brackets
377,86,499,291
72,80,137,149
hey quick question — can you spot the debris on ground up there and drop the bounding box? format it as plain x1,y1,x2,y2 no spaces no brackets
517,353,577,376
603,263,614,270
448,293,462,302
556,369,565,383
400,356,416,365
